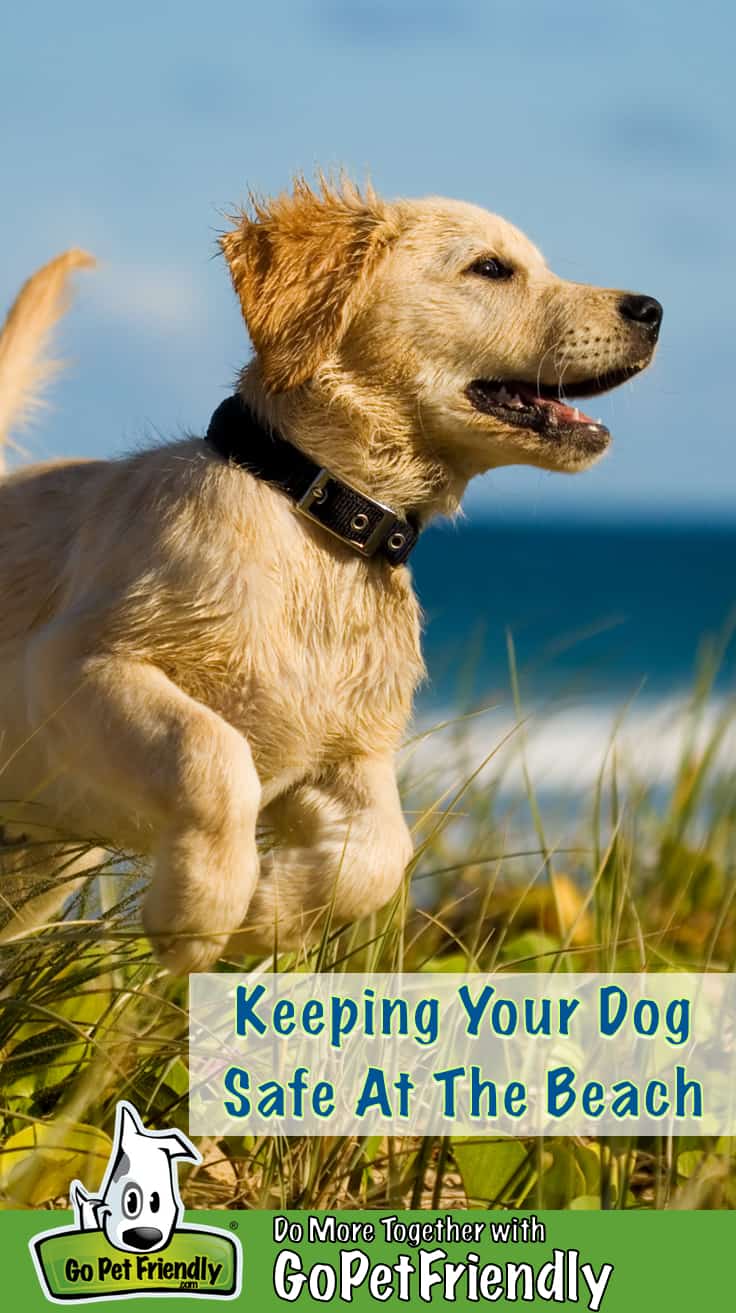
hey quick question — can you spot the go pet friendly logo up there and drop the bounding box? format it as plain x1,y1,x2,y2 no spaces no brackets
30,1101,242,1302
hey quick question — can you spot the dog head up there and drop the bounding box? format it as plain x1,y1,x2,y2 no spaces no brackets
220,177,661,490
77,1101,199,1253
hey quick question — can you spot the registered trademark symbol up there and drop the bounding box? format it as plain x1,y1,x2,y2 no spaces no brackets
229,1220,239,1230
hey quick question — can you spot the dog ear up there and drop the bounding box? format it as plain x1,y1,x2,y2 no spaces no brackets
70,1179,100,1230
118,1101,145,1153
220,176,398,393
155,1130,201,1165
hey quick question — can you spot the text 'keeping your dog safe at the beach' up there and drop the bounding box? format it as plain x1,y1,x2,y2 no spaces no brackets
189,972,736,1137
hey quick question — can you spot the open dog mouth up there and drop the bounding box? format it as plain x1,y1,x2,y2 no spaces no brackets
465,365,645,442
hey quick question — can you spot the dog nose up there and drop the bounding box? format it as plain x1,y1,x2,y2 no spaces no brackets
122,1226,164,1250
618,293,663,335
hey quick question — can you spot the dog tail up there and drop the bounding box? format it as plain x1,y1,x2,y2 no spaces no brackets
0,248,94,470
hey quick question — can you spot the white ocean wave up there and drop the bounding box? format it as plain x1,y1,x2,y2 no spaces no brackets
402,694,736,797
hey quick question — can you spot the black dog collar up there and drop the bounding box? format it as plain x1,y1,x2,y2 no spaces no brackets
205,395,420,566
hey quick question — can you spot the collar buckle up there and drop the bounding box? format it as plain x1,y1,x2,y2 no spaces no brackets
297,469,400,557
296,468,332,515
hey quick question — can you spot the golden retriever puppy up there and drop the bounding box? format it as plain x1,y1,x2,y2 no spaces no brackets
0,178,661,972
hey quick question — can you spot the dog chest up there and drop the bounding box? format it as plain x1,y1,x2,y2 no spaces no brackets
238,560,423,778
163,548,425,782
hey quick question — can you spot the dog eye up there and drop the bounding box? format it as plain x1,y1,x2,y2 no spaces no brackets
149,1191,160,1213
467,256,513,280
122,1184,142,1218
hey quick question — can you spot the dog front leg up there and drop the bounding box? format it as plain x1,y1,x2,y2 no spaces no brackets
27,636,261,972
229,754,413,957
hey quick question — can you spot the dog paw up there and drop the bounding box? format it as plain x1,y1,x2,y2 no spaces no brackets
146,929,229,975
143,828,260,974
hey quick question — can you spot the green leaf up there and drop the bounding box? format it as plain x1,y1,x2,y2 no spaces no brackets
453,1138,531,1205
0,1026,87,1094
0,1120,112,1207
678,1149,716,1179
500,933,560,970
420,953,476,973
571,1143,602,1194
538,1142,587,1208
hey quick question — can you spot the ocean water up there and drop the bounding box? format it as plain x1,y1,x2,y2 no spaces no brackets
407,518,736,797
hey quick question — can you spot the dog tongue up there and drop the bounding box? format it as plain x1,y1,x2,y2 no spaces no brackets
543,396,594,424
518,384,594,425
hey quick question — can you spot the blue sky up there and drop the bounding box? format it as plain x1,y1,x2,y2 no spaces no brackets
2,1,733,520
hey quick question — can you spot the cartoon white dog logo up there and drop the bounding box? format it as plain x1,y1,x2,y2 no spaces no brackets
70,1100,201,1254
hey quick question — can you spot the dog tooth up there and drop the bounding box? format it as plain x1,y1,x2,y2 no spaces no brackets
498,385,510,402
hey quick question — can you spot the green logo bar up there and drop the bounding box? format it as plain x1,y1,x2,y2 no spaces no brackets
32,1224,240,1302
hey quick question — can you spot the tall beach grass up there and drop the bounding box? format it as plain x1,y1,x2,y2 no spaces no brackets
1,641,735,1213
